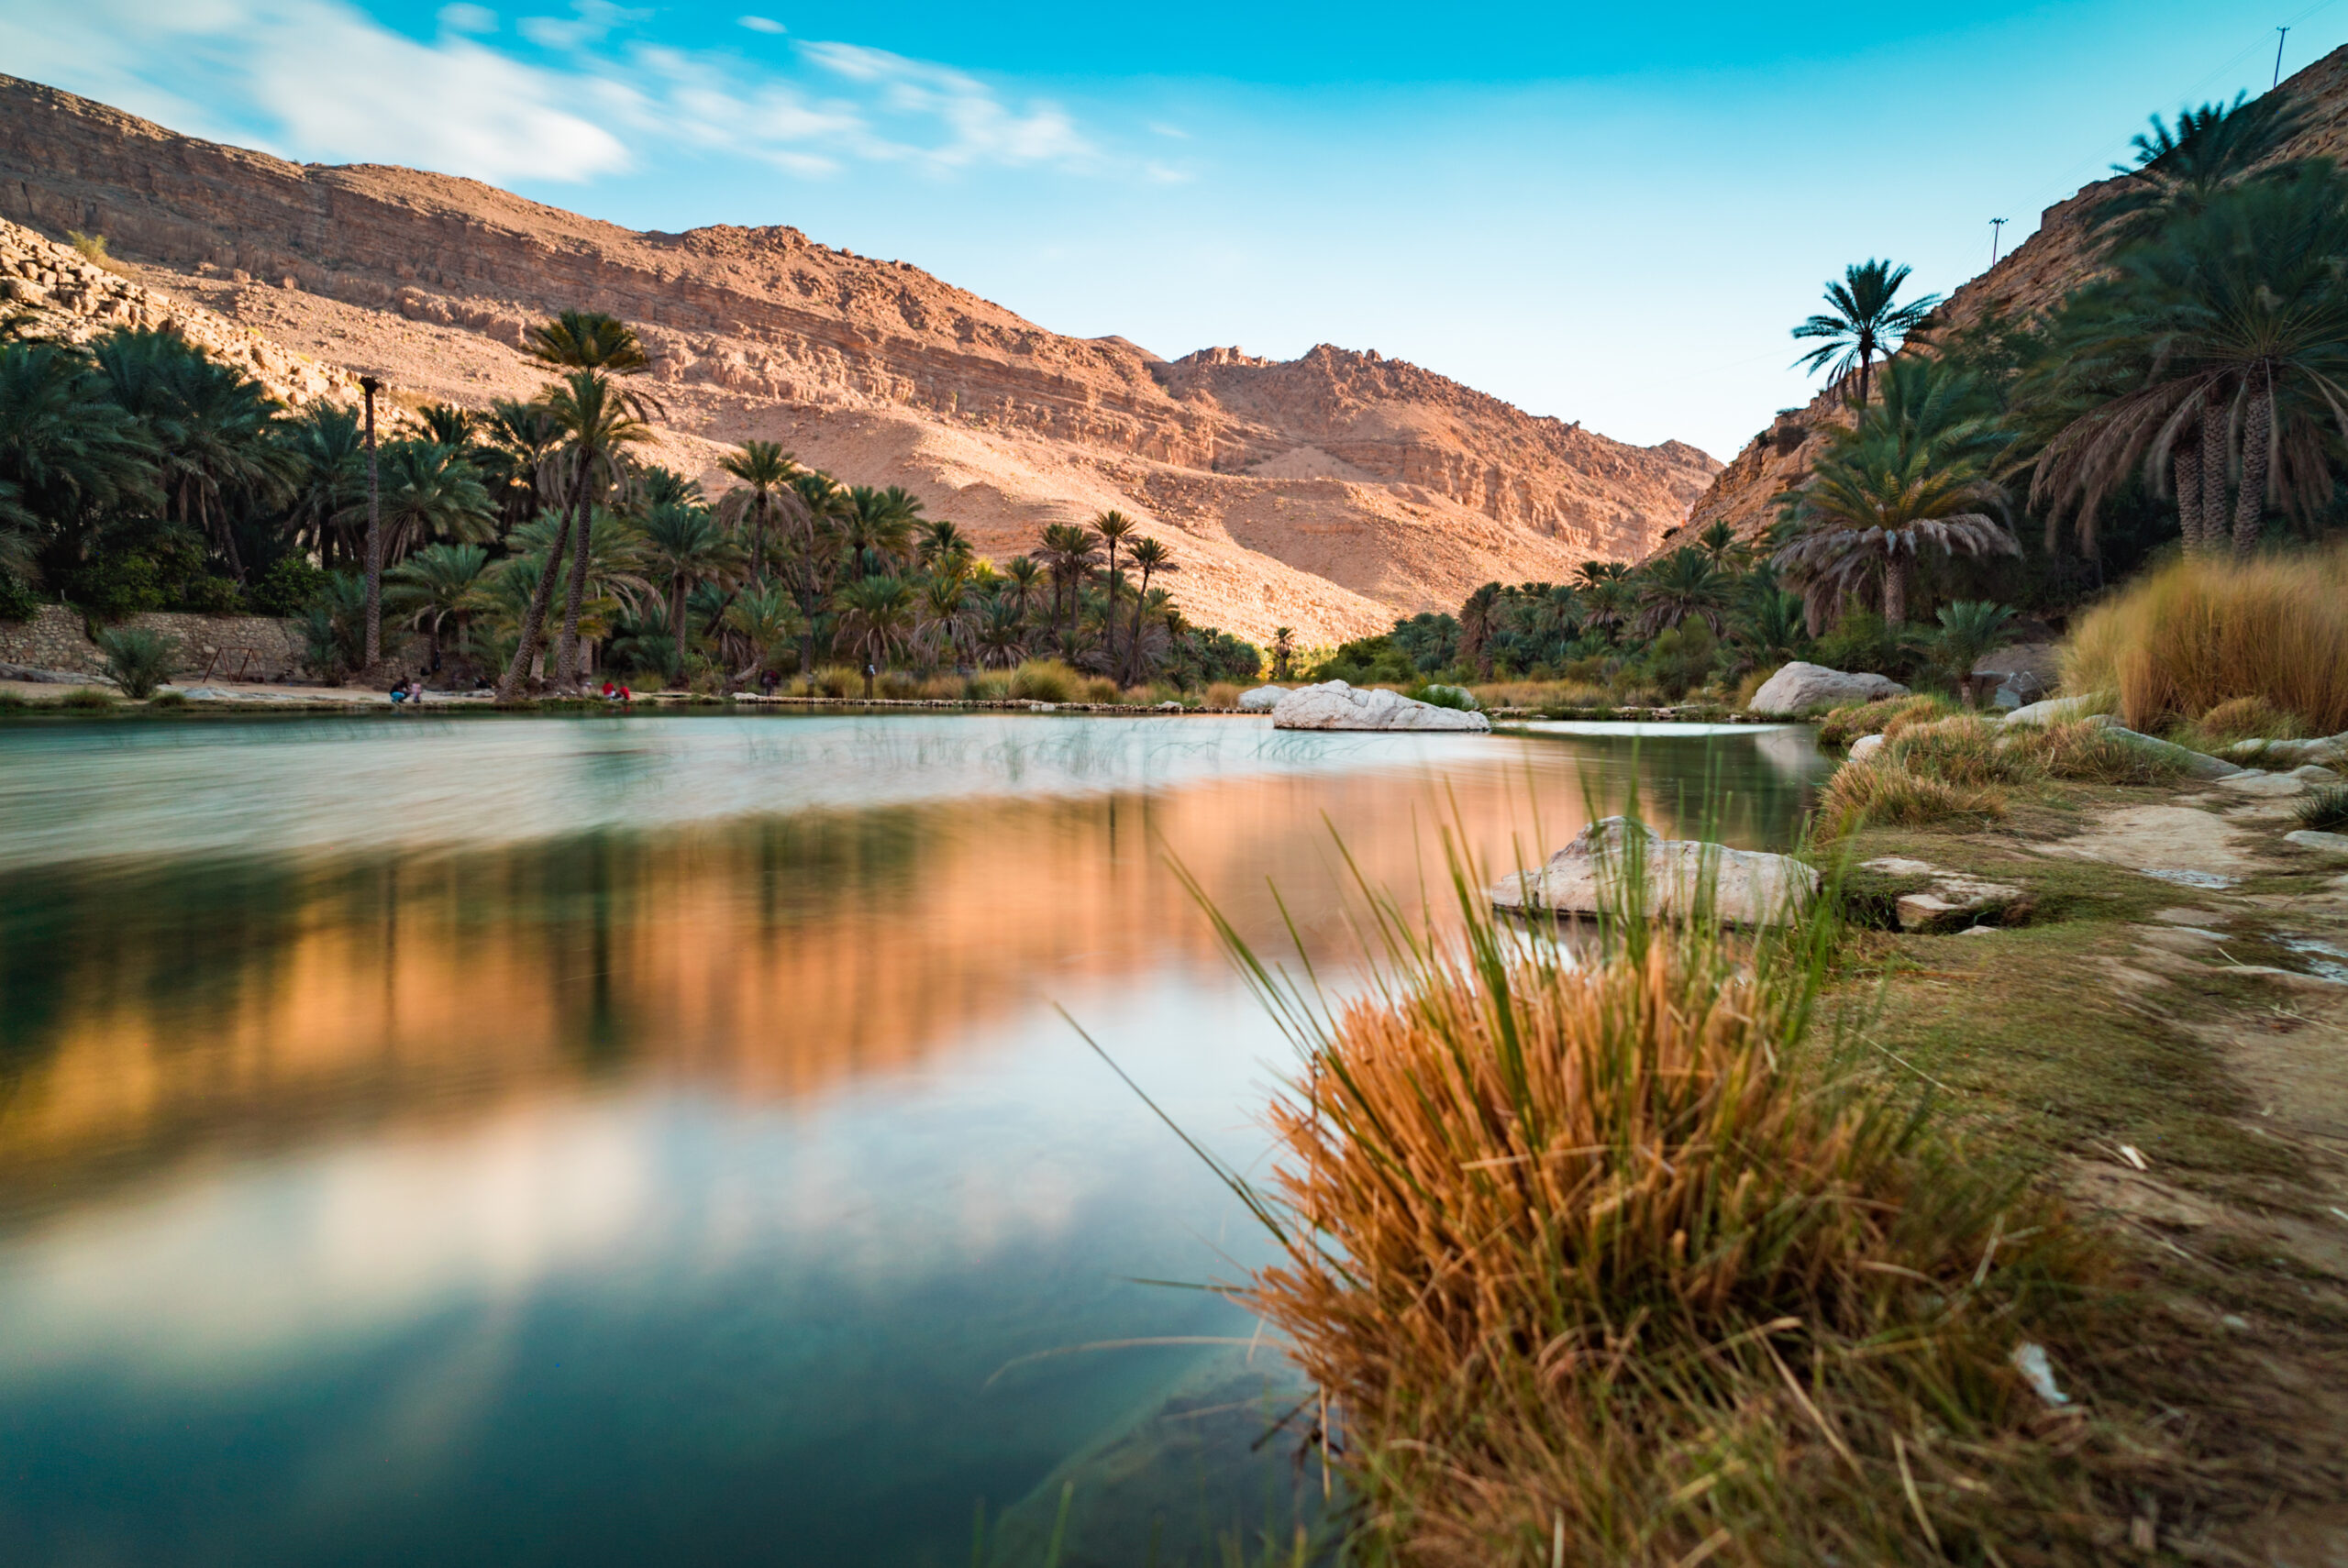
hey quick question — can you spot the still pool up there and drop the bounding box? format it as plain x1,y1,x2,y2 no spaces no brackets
0,712,1829,1566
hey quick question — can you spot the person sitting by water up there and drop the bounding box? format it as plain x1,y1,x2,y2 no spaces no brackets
601,679,616,701
390,678,414,705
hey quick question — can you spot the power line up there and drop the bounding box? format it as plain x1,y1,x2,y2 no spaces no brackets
1989,217,2009,264
2276,26,2293,87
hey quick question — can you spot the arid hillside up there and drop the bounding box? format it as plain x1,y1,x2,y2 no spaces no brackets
0,74,1718,644
1680,42,2348,546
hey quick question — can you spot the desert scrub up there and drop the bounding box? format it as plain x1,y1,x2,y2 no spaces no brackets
59,687,118,711
1882,714,2043,787
2297,785,2348,833
1815,693,1955,748
1204,854,2100,1567
2066,546,2348,734
1007,659,1082,703
1817,758,2005,839
2172,694,2304,751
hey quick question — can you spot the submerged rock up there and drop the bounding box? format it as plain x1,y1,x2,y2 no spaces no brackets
1236,684,1287,712
1270,679,1490,732
1490,816,1817,926
1748,661,1908,714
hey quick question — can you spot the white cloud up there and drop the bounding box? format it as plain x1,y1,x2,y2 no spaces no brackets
0,0,1106,188
0,0,629,182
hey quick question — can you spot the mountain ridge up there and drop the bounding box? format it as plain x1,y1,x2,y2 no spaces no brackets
0,73,1718,643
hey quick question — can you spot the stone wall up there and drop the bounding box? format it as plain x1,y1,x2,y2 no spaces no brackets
0,605,309,680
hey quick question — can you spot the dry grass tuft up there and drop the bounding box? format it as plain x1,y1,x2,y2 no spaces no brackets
1816,694,1955,748
1007,659,1083,703
2066,547,2348,735
1883,715,2043,787
1203,680,1243,709
813,665,861,699
1211,849,2105,1566
2005,719,2187,785
1817,759,2005,839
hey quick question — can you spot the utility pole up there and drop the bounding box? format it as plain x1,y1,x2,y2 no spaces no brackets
1989,217,2008,265
360,374,382,671
2275,26,2291,89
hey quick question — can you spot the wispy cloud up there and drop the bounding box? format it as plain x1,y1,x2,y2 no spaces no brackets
0,0,1104,185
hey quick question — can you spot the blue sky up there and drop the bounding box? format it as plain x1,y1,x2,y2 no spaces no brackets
0,0,2323,455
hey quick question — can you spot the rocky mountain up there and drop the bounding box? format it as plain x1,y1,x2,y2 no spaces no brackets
0,73,1718,644
1679,43,2348,546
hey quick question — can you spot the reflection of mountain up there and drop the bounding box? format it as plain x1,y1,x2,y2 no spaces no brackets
0,730,1823,1216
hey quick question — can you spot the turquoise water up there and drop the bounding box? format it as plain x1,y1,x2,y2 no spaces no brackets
0,713,1829,1566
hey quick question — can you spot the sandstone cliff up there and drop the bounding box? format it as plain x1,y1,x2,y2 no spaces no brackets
0,74,1718,644
1678,43,2348,547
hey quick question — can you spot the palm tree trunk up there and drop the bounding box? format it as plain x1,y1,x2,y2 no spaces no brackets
552,471,594,690
493,524,570,702
671,580,689,687
2232,376,2273,561
2200,403,2228,559
2175,440,2205,555
1124,567,1152,685
1882,552,1909,625
1855,348,1872,414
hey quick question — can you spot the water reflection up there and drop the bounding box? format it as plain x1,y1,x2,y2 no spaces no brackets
0,715,1829,1567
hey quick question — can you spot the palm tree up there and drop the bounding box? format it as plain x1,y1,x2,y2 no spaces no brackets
781,469,850,690
1268,625,1297,681
2092,91,2310,248
1791,259,1942,411
1002,555,1045,624
1573,559,1630,590
478,398,564,532
279,404,363,566
377,440,496,561
1122,536,1175,684
840,486,922,576
639,501,743,684
716,440,800,580
1036,523,1100,646
0,340,160,568
385,542,494,675
1458,583,1504,678
415,402,479,448
1091,509,1138,670
834,573,914,697
524,311,660,691
495,369,648,701
720,582,803,690
975,598,1027,668
1921,600,2017,707
917,518,974,577
1633,547,1733,635
916,572,969,668
1775,358,2021,625
2032,169,2348,559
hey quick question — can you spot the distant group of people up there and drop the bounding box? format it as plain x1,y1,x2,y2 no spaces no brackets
600,679,632,703
389,678,424,705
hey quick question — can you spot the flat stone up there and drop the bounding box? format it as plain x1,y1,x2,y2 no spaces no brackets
1747,661,1907,715
2215,770,2309,798
1861,855,2032,932
1491,816,1818,927
1236,684,1287,712
1270,679,1490,732
2102,727,2243,779
2000,693,2110,727
1859,856,1938,878
2287,764,2342,783
2285,830,2348,856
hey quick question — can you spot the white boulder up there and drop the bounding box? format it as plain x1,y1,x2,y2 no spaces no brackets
1270,680,1490,733
2284,829,2348,856
1848,734,1888,762
1491,817,1818,927
2000,693,2112,727
1236,684,1287,712
1748,662,1908,715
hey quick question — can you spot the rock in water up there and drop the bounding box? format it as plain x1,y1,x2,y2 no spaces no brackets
1236,684,1287,712
1748,662,1909,714
1490,817,1817,926
1270,679,1491,732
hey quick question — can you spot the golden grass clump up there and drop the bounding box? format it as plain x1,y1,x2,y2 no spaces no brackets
1080,675,1123,704
2005,719,2187,786
813,665,860,699
1203,680,1242,709
1882,715,2043,787
1815,693,1954,748
2066,547,2348,736
1816,758,2005,839
1228,866,2098,1566
965,672,1013,701
1006,659,1081,703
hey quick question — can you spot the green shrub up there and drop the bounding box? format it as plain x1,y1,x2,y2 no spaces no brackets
1812,607,1913,680
59,687,117,711
64,553,165,619
1306,634,1413,685
1405,682,1479,712
298,574,368,682
2296,786,2348,833
1636,619,1721,700
175,572,246,614
95,625,178,700
0,571,39,623
249,557,329,618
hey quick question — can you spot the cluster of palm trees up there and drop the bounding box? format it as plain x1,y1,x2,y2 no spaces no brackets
1770,86,2344,635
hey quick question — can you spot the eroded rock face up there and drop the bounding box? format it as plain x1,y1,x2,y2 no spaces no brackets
1490,817,1817,927
1749,662,1909,714
1269,680,1491,732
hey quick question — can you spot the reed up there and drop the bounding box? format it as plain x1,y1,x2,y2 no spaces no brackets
1204,681,1243,709
2297,785,2348,833
2066,547,2348,735
1169,830,2097,1566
